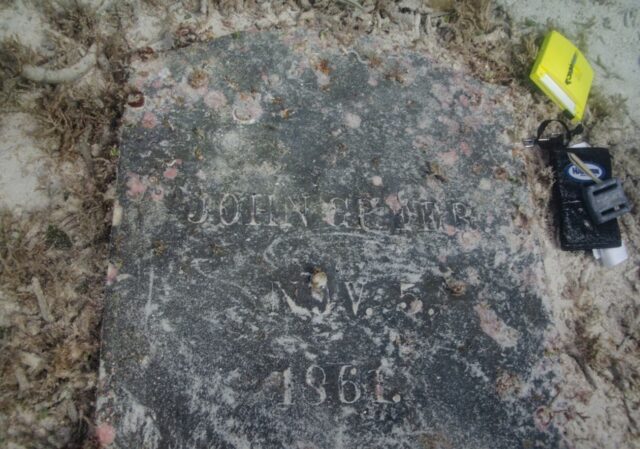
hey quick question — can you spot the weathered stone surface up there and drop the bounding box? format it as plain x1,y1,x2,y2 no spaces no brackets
98,31,556,448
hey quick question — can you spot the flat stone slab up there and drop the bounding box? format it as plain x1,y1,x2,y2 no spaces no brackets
98,31,556,448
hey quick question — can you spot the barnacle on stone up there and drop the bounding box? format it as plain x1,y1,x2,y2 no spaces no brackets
188,69,208,89
446,279,467,297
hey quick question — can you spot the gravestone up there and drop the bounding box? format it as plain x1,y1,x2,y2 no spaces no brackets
98,31,557,449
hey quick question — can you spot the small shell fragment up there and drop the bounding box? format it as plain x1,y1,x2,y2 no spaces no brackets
311,270,328,291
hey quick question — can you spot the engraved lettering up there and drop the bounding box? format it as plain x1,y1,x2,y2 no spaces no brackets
344,277,368,317
247,194,264,226
329,197,351,228
305,365,327,405
192,190,480,234
284,196,308,227
357,198,383,231
399,197,419,231
338,365,361,404
270,362,400,405
267,195,279,227
219,193,240,226
281,368,293,405
419,201,442,231
274,281,312,319
368,369,392,403
451,202,473,228
187,196,208,224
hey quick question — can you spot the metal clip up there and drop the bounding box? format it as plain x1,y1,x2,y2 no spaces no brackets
522,133,565,149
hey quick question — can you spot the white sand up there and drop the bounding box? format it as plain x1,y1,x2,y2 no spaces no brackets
498,0,640,124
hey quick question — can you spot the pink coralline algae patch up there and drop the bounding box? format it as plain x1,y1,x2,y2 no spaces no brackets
232,92,263,124
191,86,209,100
371,175,383,186
437,115,460,134
106,264,118,286
474,302,520,349
344,112,361,129
316,72,330,88
176,80,207,104
458,230,481,251
141,112,158,129
133,77,146,90
398,60,417,85
126,173,147,199
519,267,539,288
533,406,553,432
262,73,282,88
443,224,457,236
412,135,434,150
460,141,472,156
431,83,451,108
163,167,178,179
460,91,484,111
385,193,402,215
96,423,116,446
204,90,228,110
155,67,173,83
438,149,459,166
286,59,309,79
463,114,483,132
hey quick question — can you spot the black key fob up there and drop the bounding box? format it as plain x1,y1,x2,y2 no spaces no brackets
549,146,621,250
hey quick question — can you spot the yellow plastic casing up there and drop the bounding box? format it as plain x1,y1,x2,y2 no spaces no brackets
530,30,594,122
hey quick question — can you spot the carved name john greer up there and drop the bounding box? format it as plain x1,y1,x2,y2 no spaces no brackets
187,192,477,232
